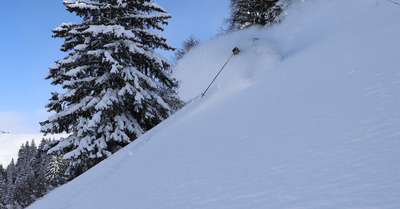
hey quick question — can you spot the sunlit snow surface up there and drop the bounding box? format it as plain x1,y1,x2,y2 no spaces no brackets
29,0,400,208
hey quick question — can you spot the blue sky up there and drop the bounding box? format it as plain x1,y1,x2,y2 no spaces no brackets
0,0,229,134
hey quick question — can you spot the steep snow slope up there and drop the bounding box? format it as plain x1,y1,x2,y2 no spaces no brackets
29,0,400,208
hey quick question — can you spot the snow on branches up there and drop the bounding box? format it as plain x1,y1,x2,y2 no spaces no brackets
41,0,180,177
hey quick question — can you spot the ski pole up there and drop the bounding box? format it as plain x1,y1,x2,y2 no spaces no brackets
201,47,240,97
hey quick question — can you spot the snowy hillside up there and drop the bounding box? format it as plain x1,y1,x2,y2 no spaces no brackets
29,0,400,208
0,133,67,166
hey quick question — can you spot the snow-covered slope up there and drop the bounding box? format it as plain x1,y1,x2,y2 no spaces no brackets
29,0,400,208
0,133,67,166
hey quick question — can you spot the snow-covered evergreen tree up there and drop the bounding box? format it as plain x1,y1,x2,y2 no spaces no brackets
46,154,67,187
0,165,6,206
0,181,5,207
8,141,38,207
6,159,16,187
31,139,50,201
15,141,37,169
40,0,178,176
3,159,16,207
226,0,292,31
0,165,5,181
0,140,56,208
13,166,36,207
37,138,54,189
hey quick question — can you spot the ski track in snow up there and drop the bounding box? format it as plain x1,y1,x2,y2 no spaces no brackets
29,0,400,208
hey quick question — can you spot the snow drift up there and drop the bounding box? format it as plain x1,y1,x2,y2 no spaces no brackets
29,0,400,208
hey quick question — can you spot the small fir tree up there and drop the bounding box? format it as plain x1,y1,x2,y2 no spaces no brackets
46,154,67,187
6,159,16,188
40,0,179,177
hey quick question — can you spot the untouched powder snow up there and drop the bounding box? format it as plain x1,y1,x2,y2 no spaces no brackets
29,0,400,208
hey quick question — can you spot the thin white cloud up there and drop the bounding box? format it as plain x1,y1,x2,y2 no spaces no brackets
0,111,35,134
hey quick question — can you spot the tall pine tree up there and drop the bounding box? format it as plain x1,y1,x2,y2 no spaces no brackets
41,0,178,177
